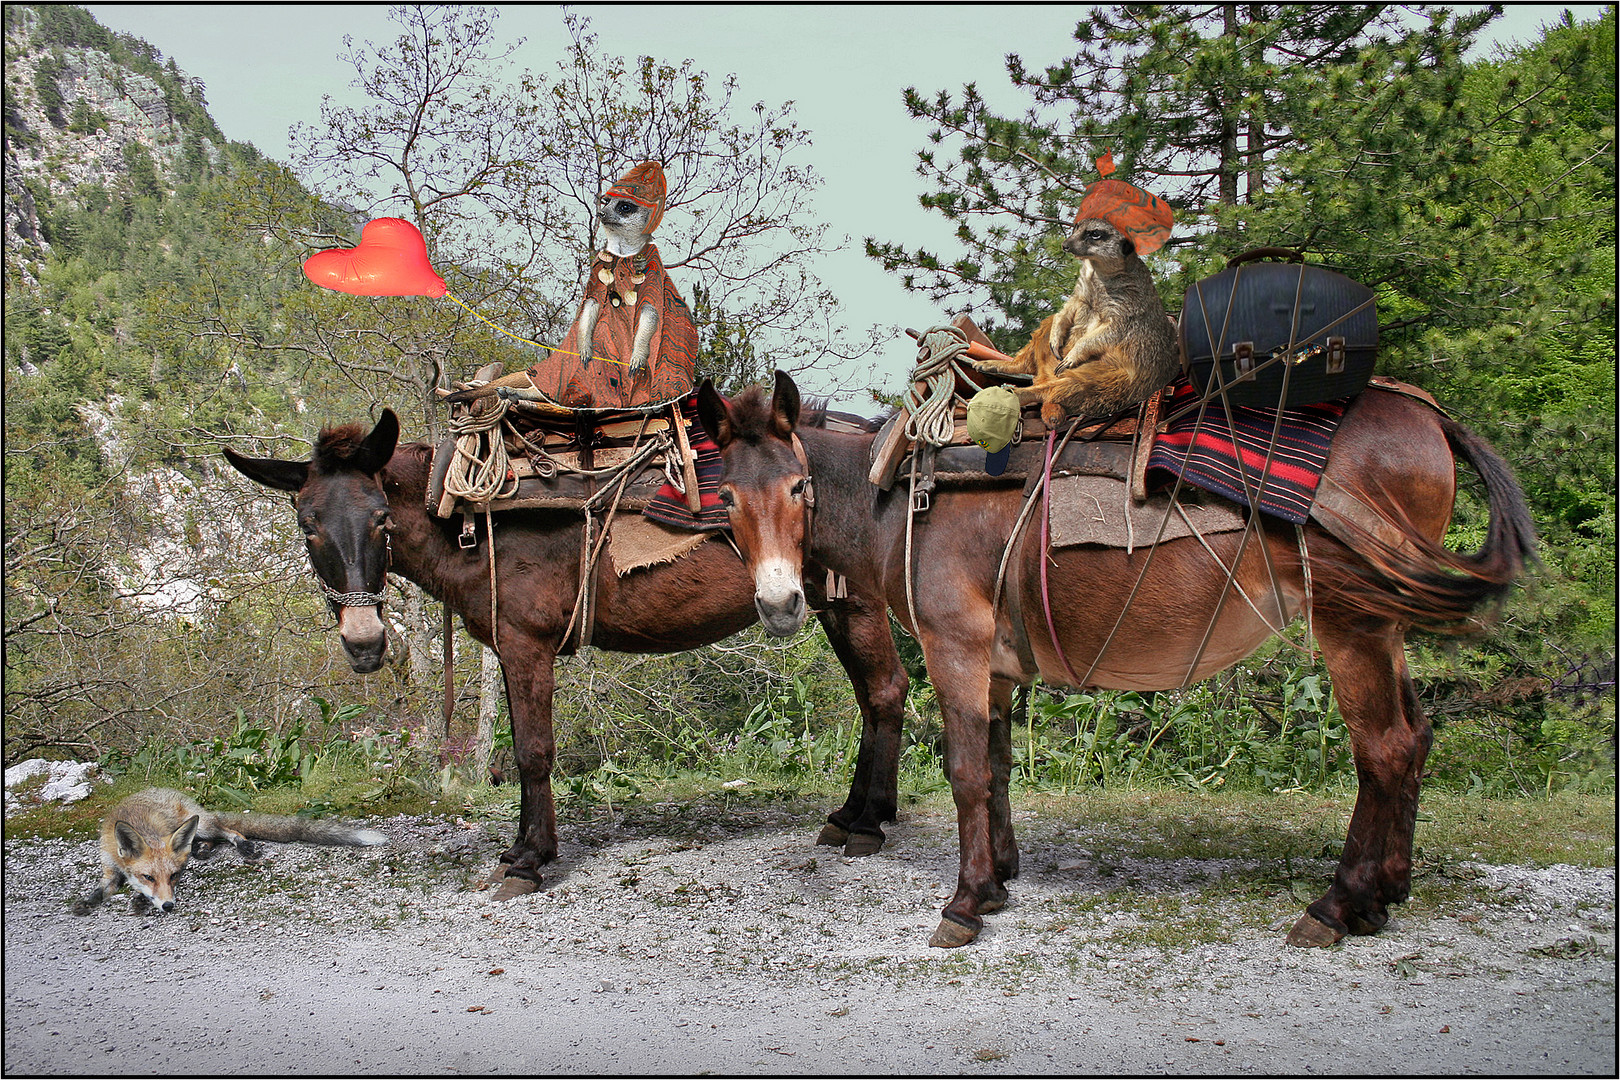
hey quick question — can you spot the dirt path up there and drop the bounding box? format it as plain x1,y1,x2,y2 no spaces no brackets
5,800,1614,1075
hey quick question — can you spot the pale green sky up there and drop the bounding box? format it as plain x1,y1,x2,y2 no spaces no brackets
82,4,1603,402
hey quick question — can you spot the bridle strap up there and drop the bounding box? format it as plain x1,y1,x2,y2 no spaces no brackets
790,433,816,565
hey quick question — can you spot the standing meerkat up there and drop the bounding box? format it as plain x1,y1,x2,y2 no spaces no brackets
972,161,1177,427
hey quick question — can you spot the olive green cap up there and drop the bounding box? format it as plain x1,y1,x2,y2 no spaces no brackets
966,385,1021,474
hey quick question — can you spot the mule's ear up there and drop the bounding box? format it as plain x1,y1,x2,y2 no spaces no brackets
353,409,399,476
223,447,308,493
696,379,732,447
770,370,800,438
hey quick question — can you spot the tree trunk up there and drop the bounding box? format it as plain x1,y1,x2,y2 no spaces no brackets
1219,4,1241,206
475,643,500,781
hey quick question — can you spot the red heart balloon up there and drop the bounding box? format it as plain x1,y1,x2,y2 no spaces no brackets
302,218,447,297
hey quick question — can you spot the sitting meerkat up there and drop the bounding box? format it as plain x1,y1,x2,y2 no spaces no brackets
446,161,697,408
974,217,1179,427
573,191,661,379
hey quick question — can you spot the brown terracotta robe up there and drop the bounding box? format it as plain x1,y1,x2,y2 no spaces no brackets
525,244,698,409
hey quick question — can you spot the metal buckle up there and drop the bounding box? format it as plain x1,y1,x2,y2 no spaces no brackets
1325,336,1347,375
1233,341,1255,381
911,485,932,513
458,516,479,550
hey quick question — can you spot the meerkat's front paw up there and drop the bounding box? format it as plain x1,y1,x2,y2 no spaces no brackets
1040,400,1069,427
1056,345,1098,372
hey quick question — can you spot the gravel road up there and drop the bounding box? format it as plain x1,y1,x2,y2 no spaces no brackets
4,796,1614,1075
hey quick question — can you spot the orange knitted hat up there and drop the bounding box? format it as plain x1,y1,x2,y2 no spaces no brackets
605,161,667,235
1073,154,1172,256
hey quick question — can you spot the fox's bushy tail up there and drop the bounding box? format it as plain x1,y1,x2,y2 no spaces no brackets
216,813,388,847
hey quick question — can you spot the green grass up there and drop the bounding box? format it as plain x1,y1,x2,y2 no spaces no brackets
1017,787,1615,868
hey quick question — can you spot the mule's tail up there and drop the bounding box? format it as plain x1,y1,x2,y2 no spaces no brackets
1317,417,1538,632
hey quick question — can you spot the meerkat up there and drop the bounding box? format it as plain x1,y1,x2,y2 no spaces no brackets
973,217,1179,427
580,192,660,376
445,193,661,403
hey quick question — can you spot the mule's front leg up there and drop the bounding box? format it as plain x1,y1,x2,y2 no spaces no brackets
1288,617,1432,946
491,647,560,900
814,598,908,857
925,635,1006,948
988,677,1021,884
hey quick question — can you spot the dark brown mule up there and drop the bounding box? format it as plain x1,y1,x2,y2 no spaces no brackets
699,371,1536,948
223,409,909,895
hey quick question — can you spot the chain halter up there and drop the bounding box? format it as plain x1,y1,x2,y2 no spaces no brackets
317,579,389,609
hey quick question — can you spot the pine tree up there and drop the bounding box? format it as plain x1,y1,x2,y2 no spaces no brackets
865,4,1500,347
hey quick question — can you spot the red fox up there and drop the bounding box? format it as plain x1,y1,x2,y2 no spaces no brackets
71,787,388,915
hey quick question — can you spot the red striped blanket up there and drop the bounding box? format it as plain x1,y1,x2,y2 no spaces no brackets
643,394,730,531
1145,376,1347,524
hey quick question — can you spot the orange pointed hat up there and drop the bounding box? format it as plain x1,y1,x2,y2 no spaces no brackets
605,161,667,235
1074,153,1173,256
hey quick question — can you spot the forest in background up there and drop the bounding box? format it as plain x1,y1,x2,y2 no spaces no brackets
3,5,1613,808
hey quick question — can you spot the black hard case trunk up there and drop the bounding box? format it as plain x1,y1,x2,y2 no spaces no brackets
1179,251,1377,407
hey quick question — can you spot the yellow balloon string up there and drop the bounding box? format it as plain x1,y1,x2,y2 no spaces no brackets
442,290,630,367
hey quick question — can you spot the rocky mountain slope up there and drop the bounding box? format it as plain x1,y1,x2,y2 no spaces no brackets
4,4,228,283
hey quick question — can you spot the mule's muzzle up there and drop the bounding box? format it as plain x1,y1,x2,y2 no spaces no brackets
756,589,807,637
339,607,388,673
753,556,809,637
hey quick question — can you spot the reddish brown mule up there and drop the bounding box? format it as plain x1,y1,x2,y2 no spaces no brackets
699,371,1536,948
223,409,909,895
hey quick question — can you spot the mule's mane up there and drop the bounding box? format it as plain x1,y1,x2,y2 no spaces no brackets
725,386,785,443
312,423,370,473
728,385,884,438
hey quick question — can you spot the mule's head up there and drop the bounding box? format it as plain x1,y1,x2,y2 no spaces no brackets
223,411,399,673
697,371,814,637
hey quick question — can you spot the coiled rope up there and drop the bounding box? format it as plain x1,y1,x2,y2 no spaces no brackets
443,397,520,504
903,324,975,447
898,323,983,635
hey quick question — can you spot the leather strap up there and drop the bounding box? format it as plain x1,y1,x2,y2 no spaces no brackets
1310,472,1429,564
1129,388,1163,505
1000,524,1039,676
443,605,456,740
1367,375,1448,416
1039,429,1089,687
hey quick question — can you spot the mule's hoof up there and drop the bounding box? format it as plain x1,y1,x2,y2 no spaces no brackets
492,876,540,901
929,917,979,949
1285,912,1344,948
816,823,850,847
976,895,1006,915
1346,910,1387,936
481,864,511,886
843,832,884,858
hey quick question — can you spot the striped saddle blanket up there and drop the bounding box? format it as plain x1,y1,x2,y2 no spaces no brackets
644,394,730,531
1145,376,1347,524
